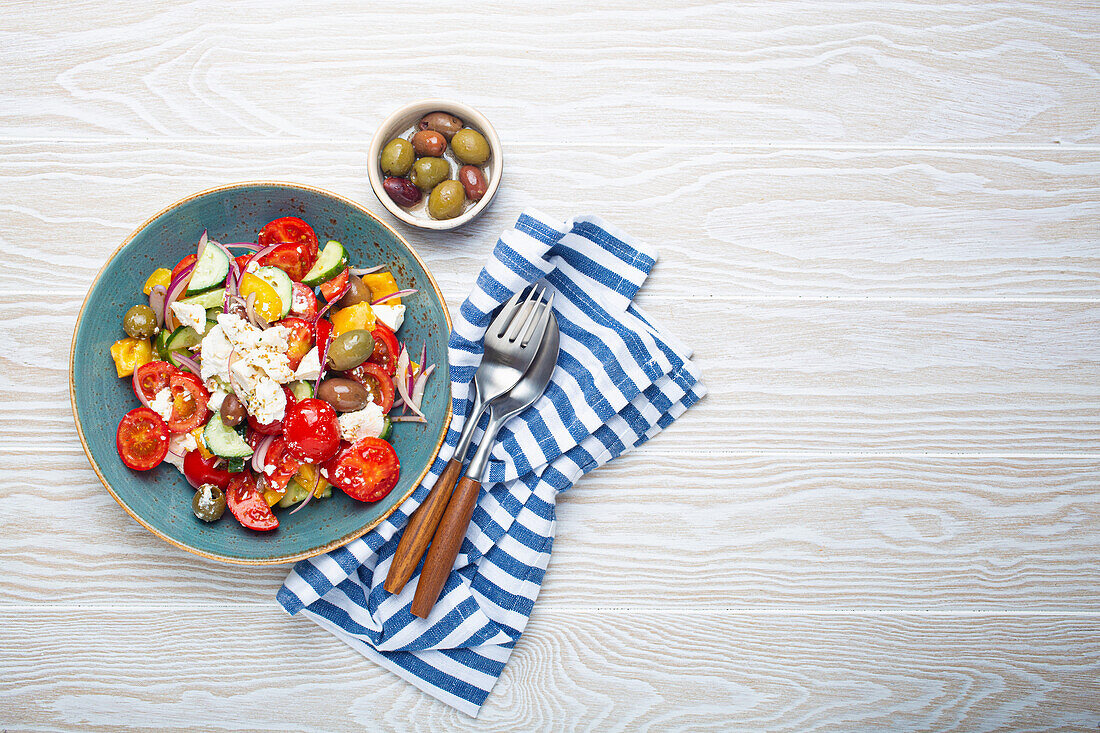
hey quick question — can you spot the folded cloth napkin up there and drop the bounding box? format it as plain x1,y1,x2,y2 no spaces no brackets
278,209,706,716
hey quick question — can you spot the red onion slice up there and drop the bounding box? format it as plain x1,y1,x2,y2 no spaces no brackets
196,230,208,262
394,347,425,420
251,434,275,473
289,471,321,515
131,367,153,410
223,242,261,251
350,265,384,276
390,415,427,424
315,282,350,323
162,262,195,330
246,241,284,270
244,292,269,329
410,363,435,411
369,288,418,306
314,329,332,393
174,354,201,377
148,285,167,327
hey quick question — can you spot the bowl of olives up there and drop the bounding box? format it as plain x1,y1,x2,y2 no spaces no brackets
368,100,502,230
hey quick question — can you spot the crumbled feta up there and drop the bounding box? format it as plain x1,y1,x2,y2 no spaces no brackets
372,304,405,332
291,286,313,315
150,388,173,422
292,347,321,382
245,259,259,274
163,432,198,473
249,377,287,425
208,388,228,412
170,301,207,335
338,403,385,444
199,324,234,384
263,464,275,476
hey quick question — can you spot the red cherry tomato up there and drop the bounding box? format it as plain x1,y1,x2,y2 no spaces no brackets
245,386,296,435
258,217,318,261
313,317,332,347
369,323,399,376
234,253,254,273
261,436,302,491
227,473,279,531
116,407,169,471
182,451,232,489
171,253,197,283
260,241,317,282
289,282,319,320
282,398,341,463
133,360,177,404
346,362,395,413
319,268,349,303
277,317,314,370
166,371,209,433
324,437,400,502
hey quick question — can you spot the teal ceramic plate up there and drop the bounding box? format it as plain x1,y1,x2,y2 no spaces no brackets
70,182,452,564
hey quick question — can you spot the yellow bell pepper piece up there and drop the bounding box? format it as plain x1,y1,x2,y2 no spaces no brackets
263,486,286,507
238,273,284,322
361,272,401,305
295,463,331,496
110,337,153,378
190,427,214,460
330,302,376,338
143,268,173,295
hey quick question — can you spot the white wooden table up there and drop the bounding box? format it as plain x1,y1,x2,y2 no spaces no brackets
2,2,1098,730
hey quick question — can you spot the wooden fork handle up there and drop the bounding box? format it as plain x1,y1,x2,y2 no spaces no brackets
410,474,482,618
384,458,463,595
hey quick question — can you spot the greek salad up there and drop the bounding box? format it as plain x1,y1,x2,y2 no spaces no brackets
110,216,435,531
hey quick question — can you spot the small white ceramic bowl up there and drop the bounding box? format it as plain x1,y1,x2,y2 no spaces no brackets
368,99,503,231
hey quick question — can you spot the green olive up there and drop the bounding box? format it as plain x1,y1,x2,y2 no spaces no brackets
428,180,466,220
123,304,158,339
451,129,490,165
192,484,226,522
410,157,450,191
380,138,414,176
327,329,375,371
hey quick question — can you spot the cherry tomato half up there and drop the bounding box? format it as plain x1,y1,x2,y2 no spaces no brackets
277,317,314,370
133,360,176,404
282,398,341,464
260,241,317,282
117,407,169,471
369,323,399,376
227,473,279,531
258,217,318,261
261,436,302,491
166,371,209,433
324,437,400,502
182,450,232,489
171,254,197,283
319,268,349,303
234,253,254,273
289,282,319,320
346,362,395,413
313,317,332,348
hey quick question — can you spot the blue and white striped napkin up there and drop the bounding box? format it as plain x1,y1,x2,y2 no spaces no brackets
277,210,706,716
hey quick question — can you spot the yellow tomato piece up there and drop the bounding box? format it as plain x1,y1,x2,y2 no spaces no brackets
361,272,401,305
110,337,153,377
263,487,286,507
190,427,214,460
143,268,172,295
238,273,283,322
330,302,376,338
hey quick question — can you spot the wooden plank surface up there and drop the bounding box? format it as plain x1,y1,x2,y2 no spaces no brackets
3,0,1099,729
1,609,1097,732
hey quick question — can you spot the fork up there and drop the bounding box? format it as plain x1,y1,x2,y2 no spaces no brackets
384,284,552,594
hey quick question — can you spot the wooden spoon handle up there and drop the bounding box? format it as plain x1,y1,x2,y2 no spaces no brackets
383,458,463,594
410,474,482,618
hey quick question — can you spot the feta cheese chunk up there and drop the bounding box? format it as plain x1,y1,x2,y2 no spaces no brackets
292,347,321,382
150,387,173,422
249,376,287,425
372,304,405,332
338,402,385,444
163,432,198,473
199,324,234,384
170,301,208,335
208,388,228,413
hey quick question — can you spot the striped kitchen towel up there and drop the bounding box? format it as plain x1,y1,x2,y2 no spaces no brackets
277,209,706,716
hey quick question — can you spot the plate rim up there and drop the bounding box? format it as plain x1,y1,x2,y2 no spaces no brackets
69,180,453,565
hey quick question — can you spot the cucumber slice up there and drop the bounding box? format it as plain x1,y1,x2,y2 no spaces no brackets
186,243,230,294
301,240,347,286
288,380,314,401
203,414,253,459
205,307,222,322
178,288,225,309
165,325,202,352
379,416,392,441
255,266,293,319
154,328,172,360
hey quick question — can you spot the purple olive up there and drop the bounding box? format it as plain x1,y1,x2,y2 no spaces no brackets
458,165,488,201
383,177,422,208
